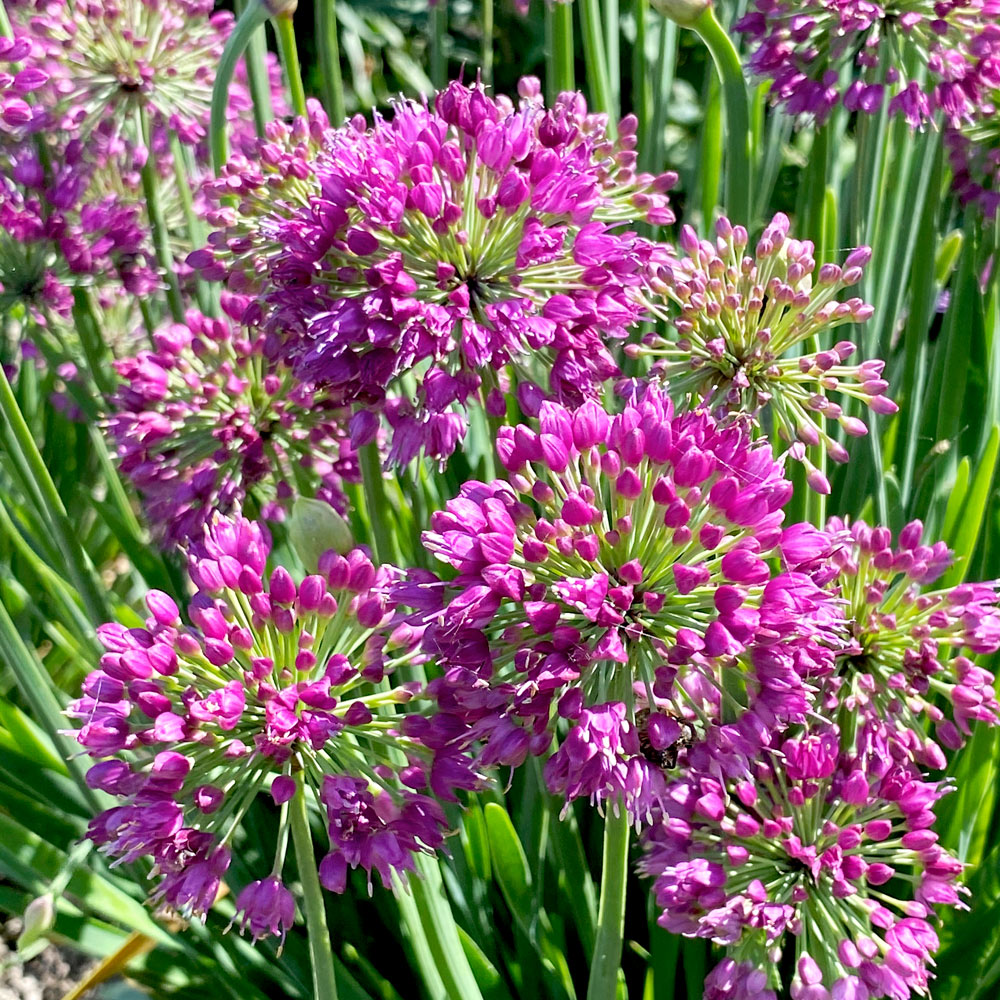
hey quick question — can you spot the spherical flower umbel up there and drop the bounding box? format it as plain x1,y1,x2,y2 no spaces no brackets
629,214,893,492
780,518,1000,764
947,85,1000,218
19,0,272,147
736,0,1000,126
70,515,468,940
108,298,358,546
641,722,964,999
193,78,674,465
0,141,156,323
410,385,840,822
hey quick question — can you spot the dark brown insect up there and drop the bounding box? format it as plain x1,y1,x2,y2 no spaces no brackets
634,708,694,771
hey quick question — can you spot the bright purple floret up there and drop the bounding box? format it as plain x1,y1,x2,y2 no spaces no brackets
193,78,677,465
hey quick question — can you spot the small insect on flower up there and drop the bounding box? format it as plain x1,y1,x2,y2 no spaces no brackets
634,707,695,771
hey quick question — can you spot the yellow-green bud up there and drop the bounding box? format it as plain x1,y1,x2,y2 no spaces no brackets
287,497,354,572
650,0,710,27
18,894,54,950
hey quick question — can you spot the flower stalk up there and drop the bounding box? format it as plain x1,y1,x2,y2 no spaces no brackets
691,6,751,226
289,782,339,1000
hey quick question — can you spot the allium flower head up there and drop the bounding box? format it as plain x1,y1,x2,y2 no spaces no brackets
630,214,893,492
781,518,1000,763
409,385,840,822
193,79,675,465
0,141,156,322
21,0,263,145
642,722,963,999
947,86,1000,218
108,298,359,546
70,515,468,938
737,0,1000,126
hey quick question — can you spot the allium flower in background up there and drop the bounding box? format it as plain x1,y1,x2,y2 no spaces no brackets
108,297,359,547
629,214,893,492
407,385,839,823
737,0,1000,126
18,0,283,149
947,86,1000,218
193,79,676,465
0,141,156,325
781,518,1000,765
70,515,469,939
641,721,963,999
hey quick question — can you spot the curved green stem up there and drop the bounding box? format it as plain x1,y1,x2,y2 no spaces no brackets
274,12,307,118
0,365,110,625
211,0,270,173
316,0,346,122
586,806,631,1000
288,784,339,1000
234,0,274,135
692,6,750,227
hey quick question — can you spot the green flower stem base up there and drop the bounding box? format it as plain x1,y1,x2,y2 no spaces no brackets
289,783,339,1000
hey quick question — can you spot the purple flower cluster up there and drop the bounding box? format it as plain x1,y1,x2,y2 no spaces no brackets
947,84,1000,218
629,213,893,492
781,518,1000,762
0,140,157,322
642,718,963,1000
405,385,841,823
108,298,359,546
737,0,1000,126
192,78,675,465
0,36,47,135
16,0,283,150
71,515,472,941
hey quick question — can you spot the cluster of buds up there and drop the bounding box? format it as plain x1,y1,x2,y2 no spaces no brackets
630,214,893,491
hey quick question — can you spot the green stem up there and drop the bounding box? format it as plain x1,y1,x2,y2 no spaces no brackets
579,0,616,131
480,0,493,86
429,3,448,92
632,0,650,151
316,0,346,123
211,0,270,173
359,440,398,565
604,0,620,120
274,13,308,117
169,134,216,316
0,365,110,625
692,6,750,227
288,784,339,1000
545,1,575,98
586,806,631,1000
138,111,184,322
234,0,274,135
641,16,676,176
